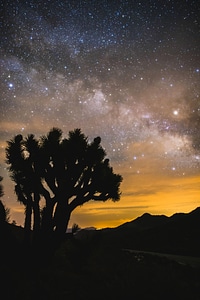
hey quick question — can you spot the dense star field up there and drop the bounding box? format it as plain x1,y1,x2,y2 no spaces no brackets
1,0,200,228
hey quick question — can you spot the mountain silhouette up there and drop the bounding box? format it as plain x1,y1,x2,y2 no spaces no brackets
7,207,200,257
117,212,168,231
98,207,200,256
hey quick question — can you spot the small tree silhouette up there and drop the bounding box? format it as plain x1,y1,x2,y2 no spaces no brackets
72,223,81,235
0,176,3,198
6,128,123,242
0,176,10,224
5,135,37,244
0,176,6,224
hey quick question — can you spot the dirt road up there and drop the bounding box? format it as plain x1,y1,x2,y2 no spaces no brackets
123,249,200,268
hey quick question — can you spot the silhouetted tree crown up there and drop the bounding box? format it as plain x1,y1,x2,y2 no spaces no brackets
6,128,123,239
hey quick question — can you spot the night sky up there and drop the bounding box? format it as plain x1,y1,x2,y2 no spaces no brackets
1,0,200,228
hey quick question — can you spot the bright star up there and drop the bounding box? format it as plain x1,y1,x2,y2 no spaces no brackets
173,110,179,115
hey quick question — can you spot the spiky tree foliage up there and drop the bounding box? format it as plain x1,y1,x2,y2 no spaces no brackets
5,135,39,243
6,128,123,239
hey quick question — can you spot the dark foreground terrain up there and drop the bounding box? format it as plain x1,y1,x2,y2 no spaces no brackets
1,208,200,299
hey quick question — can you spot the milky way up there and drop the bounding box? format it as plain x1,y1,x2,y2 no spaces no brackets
1,0,200,227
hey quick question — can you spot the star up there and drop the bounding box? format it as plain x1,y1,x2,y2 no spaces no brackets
173,110,179,116
1,0,200,228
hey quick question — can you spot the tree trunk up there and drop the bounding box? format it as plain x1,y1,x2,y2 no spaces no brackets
41,200,55,234
32,193,41,244
33,193,40,231
54,201,71,237
24,202,32,246
55,211,71,235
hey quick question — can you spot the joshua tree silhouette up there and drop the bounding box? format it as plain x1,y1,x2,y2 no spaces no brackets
6,128,122,243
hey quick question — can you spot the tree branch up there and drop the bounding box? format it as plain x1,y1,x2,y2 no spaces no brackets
92,194,110,201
